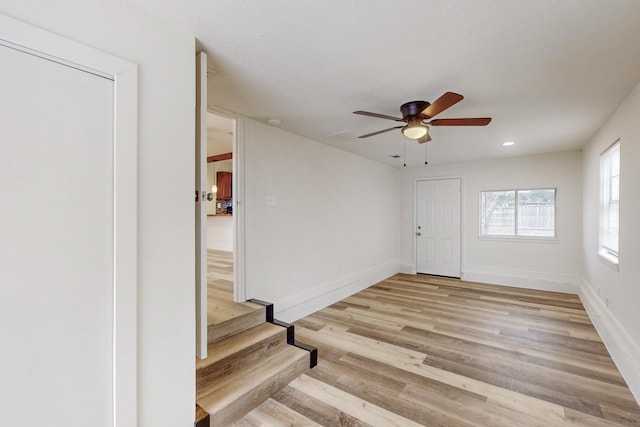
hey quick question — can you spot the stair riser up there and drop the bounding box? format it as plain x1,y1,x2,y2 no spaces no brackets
207,353,308,426
196,329,287,400
207,308,265,344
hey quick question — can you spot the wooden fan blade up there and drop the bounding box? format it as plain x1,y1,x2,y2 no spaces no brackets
420,92,464,118
358,126,403,138
354,111,404,121
429,118,492,126
417,133,432,144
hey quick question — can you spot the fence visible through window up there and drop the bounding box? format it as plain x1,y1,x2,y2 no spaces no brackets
481,189,555,238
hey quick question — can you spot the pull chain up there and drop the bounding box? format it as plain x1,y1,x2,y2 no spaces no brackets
425,142,428,165
403,139,407,168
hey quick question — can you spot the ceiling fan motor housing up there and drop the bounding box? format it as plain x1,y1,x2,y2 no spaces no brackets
400,100,430,119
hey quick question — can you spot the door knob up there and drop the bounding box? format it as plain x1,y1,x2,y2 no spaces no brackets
416,232,421,236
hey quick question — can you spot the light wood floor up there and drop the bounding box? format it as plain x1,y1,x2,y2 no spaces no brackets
234,274,640,426
207,249,234,301
207,249,261,326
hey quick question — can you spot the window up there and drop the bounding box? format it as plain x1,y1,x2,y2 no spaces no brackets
480,189,556,238
600,140,620,263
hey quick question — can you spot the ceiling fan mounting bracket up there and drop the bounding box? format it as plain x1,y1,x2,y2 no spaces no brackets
400,101,430,119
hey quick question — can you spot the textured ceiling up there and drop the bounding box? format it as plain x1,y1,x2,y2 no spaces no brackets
132,0,640,167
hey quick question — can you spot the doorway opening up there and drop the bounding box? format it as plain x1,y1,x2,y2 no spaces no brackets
205,111,235,301
202,110,257,347
196,52,249,359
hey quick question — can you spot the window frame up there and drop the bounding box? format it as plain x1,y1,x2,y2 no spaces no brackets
599,139,620,268
479,187,557,241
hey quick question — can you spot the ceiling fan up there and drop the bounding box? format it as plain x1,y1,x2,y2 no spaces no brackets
353,92,491,143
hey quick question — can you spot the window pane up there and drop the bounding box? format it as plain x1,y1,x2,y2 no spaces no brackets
601,141,620,256
604,201,619,251
481,191,515,236
610,173,620,201
517,189,555,237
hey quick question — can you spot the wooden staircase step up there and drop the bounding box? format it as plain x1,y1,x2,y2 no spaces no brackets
195,404,209,427
207,297,262,325
198,323,286,370
206,287,234,300
207,298,265,343
196,323,288,398
197,344,309,426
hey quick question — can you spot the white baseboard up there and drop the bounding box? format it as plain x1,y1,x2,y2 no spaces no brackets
398,263,415,274
462,265,580,294
579,278,640,404
274,260,400,323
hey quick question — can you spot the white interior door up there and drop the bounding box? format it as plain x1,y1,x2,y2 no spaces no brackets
0,14,137,426
1,44,113,424
416,179,462,278
195,51,208,359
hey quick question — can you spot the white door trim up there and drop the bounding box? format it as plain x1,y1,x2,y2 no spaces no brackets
413,176,464,277
233,117,247,302
0,14,138,426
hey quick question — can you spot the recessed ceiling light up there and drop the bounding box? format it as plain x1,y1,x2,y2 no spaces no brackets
503,141,515,146
267,118,282,126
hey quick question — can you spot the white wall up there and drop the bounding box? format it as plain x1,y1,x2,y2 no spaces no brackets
242,119,401,321
1,3,195,426
581,80,640,401
207,215,233,251
400,151,583,293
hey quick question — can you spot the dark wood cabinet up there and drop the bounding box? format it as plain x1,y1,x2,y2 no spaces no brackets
216,171,232,199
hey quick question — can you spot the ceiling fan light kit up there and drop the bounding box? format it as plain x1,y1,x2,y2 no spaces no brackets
402,117,428,140
353,92,492,151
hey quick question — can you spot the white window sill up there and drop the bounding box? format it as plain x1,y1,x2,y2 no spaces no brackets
479,235,558,244
598,250,619,271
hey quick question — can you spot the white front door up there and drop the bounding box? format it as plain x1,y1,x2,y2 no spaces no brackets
416,179,461,277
